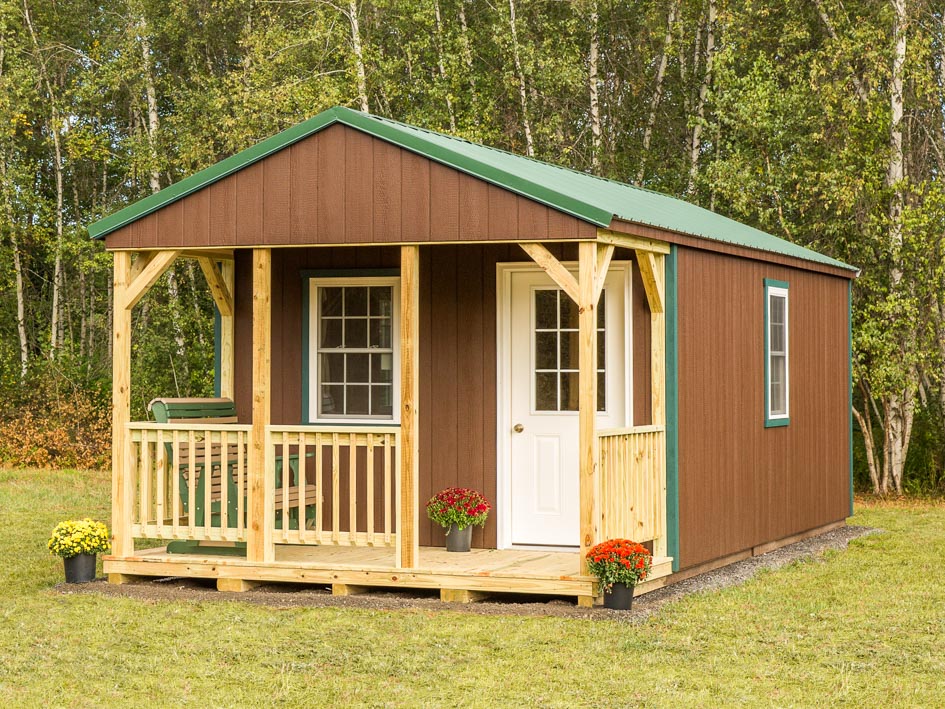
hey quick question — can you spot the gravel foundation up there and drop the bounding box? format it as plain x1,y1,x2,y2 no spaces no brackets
59,525,879,622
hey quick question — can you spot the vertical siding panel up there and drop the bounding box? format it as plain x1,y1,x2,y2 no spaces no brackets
418,247,435,545
517,198,548,240
317,124,346,243
547,207,579,239
208,178,237,247
429,246,459,494
481,245,500,548
183,187,210,246
458,247,485,547
677,248,851,570
235,163,264,245
372,139,402,243
233,250,254,422
487,184,518,241
430,162,459,241
155,201,185,248
289,137,319,244
458,173,489,241
401,150,431,241
631,257,652,425
344,128,373,243
263,149,292,245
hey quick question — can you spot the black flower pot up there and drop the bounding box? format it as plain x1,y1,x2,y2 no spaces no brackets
445,523,472,552
63,553,97,583
603,581,635,610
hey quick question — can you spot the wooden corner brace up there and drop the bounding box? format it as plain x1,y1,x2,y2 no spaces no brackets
196,256,234,316
123,250,181,311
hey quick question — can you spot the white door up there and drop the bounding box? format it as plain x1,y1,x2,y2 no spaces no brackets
506,266,629,547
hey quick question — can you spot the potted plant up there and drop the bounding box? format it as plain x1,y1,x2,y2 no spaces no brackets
48,519,110,584
586,538,652,610
425,487,490,552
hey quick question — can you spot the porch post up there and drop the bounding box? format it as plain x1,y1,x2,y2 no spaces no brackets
578,241,599,573
397,245,420,569
111,251,134,558
247,248,274,563
220,260,236,399
649,254,667,558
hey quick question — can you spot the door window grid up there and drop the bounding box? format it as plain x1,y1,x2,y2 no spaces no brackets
317,285,394,418
534,288,605,412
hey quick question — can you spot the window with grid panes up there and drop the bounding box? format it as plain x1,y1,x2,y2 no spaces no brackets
533,288,606,412
315,281,397,420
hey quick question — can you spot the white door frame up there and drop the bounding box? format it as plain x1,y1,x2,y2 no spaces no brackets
495,260,633,550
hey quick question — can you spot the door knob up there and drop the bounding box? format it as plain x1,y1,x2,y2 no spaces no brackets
513,423,524,433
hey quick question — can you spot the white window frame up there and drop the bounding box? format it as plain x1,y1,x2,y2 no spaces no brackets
765,281,789,427
307,276,401,424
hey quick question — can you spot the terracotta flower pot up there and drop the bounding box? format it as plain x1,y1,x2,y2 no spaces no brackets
603,581,635,610
63,553,97,583
445,523,472,552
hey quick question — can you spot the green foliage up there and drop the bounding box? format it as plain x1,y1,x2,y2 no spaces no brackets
0,0,943,491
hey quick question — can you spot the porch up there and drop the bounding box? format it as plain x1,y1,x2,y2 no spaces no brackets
105,233,673,604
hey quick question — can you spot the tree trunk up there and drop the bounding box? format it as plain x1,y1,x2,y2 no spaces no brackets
588,3,601,173
432,0,456,131
686,0,716,197
138,14,162,194
882,0,911,495
852,403,881,493
23,0,64,358
458,1,477,100
347,0,370,112
637,0,679,184
506,0,534,156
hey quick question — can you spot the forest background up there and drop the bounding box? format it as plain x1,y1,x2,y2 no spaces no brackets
0,0,942,495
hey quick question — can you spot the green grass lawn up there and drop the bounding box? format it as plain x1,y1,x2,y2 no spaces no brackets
2,468,944,707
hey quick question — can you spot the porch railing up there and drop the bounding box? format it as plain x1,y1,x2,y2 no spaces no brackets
265,425,399,547
597,425,665,544
127,422,253,542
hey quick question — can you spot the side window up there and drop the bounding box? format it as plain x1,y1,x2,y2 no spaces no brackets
307,277,400,423
764,279,789,427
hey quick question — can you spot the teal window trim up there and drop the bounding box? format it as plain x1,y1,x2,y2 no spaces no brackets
764,278,790,428
665,246,680,572
301,268,401,425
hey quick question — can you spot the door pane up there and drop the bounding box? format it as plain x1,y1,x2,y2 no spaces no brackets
534,288,606,412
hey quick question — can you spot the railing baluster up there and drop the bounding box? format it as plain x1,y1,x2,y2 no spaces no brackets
220,429,229,532
203,429,213,538
171,430,180,535
331,432,340,543
297,432,307,544
237,429,245,536
314,432,323,542
281,431,290,543
366,433,375,544
155,431,167,535
348,432,357,545
384,433,392,544
139,432,150,526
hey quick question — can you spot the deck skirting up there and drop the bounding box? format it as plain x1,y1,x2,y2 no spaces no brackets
103,546,674,603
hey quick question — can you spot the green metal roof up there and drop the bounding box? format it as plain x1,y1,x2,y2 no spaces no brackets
88,106,855,272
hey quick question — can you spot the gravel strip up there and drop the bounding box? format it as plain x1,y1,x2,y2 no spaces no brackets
59,525,879,622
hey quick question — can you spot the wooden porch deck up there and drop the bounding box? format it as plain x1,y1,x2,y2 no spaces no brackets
104,546,673,605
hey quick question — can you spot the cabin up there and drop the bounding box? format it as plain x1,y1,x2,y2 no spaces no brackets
89,107,856,604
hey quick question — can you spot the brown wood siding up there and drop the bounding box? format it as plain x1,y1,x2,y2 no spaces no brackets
675,248,851,570
232,242,649,549
104,124,596,250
